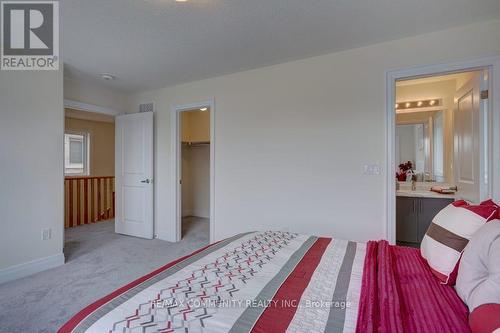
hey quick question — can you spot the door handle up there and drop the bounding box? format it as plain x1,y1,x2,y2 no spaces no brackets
141,179,151,184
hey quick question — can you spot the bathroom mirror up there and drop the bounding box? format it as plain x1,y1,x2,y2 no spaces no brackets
395,110,446,183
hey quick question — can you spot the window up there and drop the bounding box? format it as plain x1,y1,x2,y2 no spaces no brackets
65,133,89,175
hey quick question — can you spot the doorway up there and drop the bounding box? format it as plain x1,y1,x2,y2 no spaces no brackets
63,103,155,242
173,101,215,243
64,108,116,230
386,57,500,245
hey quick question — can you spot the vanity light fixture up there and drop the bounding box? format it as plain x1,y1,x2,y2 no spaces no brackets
395,99,442,110
200,107,208,111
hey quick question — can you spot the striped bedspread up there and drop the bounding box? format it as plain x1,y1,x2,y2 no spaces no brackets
59,232,366,333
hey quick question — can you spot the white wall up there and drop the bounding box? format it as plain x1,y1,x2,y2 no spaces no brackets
64,77,128,112
128,19,500,242
0,69,64,280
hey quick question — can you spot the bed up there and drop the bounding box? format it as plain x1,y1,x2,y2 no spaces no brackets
59,231,470,333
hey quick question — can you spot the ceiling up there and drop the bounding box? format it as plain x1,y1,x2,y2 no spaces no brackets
61,0,500,93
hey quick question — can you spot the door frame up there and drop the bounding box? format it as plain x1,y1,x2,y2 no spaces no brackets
171,99,216,243
386,56,500,244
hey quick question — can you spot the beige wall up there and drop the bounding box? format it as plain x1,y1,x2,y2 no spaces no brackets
181,110,211,142
182,146,210,218
181,110,211,218
65,114,115,177
0,69,64,277
128,19,500,242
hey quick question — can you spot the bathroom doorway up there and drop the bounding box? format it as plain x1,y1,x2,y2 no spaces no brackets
386,57,500,246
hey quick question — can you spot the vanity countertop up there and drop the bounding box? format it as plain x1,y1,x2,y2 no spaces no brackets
396,182,457,199
396,189,456,199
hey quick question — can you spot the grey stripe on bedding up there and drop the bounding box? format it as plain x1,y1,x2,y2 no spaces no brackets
324,241,357,333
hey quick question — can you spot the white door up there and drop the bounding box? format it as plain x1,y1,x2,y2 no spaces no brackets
453,74,485,203
115,112,154,239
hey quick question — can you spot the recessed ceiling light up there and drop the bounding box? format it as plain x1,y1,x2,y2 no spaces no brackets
99,73,115,81
175,0,188,2
200,107,208,111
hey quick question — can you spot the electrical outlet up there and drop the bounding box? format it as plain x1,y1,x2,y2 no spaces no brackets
42,228,52,240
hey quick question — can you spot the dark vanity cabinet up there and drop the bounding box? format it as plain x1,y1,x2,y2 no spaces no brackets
396,196,454,247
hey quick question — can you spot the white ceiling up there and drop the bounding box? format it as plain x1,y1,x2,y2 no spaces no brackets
61,0,500,93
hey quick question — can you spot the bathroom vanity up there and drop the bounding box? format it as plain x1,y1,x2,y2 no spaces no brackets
396,185,455,248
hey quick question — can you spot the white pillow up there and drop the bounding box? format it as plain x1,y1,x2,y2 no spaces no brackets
420,201,498,285
456,219,500,311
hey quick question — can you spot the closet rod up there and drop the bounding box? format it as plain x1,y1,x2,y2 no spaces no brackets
182,141,210,147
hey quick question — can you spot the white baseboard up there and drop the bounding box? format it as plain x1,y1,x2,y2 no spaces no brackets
0,253,65,285
192,211,210,219
182,209,209,220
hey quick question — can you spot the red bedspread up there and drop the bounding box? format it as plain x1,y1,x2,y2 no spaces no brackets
356,241,470,333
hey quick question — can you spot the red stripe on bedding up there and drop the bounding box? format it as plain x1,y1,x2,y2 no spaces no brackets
58,241,220,333
251,238,331,333
356,241,379,332
356,240,403,332
356,241,470,333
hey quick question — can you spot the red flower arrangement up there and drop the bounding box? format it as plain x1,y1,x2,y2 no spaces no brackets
396,161,413,181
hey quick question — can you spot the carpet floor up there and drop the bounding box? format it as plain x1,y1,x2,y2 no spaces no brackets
0,218,209,333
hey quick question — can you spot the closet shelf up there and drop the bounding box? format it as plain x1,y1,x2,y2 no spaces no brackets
182,141,210,147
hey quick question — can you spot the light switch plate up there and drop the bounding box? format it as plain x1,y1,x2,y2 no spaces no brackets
363,164,381,175
42,228,52,240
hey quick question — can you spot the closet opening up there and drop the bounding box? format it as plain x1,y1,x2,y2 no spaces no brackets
179,107,211,242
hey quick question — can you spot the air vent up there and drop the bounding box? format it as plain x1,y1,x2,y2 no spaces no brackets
139,102,154,113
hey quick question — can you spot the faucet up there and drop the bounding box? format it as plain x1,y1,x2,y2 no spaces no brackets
411,179,417,191
424,172,435,182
